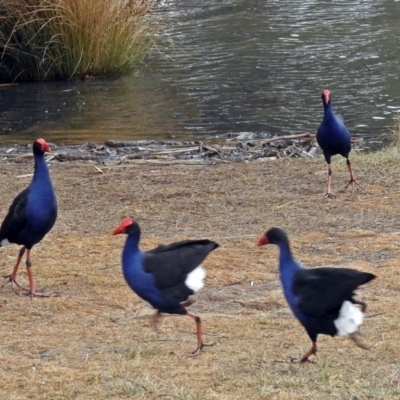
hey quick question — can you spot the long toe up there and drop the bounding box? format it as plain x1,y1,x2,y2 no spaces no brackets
349,332,370,350
344,179,367,193
190,344,203,357
25,290,60,298
0,275,12,289
343,180,355,192
189,341,214,357
323,192,337,199
1,276,30,293
288,356,316,364
354,179,367,192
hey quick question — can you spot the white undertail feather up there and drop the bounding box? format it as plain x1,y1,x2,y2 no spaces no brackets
0,239,10,246
334,300,364,336
185,265,206,292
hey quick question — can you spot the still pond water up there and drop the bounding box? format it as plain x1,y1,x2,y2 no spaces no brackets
0,0,399,147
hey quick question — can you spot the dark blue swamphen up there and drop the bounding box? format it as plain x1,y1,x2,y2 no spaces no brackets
316,89,365,198
113,218,219,356
258,227,375,362
0,138,57,297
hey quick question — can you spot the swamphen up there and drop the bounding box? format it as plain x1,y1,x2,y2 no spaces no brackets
113,219,219,356
316,89,365,198
0,138,57,297
258,227,375,362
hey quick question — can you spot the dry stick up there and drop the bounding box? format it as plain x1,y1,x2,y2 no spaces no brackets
258,133,314,146
257,133,361,147
365,312,385,318
149,146,200,155
124,159,228,165
223,279,244,286
364,63,372,73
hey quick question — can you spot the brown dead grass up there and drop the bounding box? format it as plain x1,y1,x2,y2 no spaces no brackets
1,153,400,399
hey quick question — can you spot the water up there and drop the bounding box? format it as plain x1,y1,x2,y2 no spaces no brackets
0,0,399,146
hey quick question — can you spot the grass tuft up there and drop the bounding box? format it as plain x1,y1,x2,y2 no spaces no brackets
348,115,400,170
0,0,157,82
389,115,400,147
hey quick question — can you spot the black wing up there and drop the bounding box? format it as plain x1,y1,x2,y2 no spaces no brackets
143,239,218,289
0,187,30,245
292,267,375,316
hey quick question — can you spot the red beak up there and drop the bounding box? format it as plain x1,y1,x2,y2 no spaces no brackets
113,218,133,235
36,138,51,153
257,235,269,247
322,89,330,105
113,226,125,235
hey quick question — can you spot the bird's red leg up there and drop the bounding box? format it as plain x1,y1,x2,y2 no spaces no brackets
348,299,370,350
288,341,317,363
150,311,162,332
353,299,367,312
300,341,317,363
323,164,337,199
344,158,366,193
1,246,30,292
24,250,58,298
349,331,369,350
187,311,213,357
180,298,195,308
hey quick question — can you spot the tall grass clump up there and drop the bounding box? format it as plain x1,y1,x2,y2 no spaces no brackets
354,115,400,169
379,115,400,163
0,0,157,82
389,115,400,148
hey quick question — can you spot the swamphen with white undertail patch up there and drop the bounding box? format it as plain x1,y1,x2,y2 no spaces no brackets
0,138,57,297
113,219,219,356
257,227,375,362
316,89,365,198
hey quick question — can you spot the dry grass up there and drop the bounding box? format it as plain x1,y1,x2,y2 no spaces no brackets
1,151,400,399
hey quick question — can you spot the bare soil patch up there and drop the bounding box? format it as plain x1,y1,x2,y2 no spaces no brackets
0,146,399,399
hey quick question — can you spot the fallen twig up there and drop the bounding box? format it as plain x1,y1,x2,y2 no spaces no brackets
258,133,314,146
365,312,385,318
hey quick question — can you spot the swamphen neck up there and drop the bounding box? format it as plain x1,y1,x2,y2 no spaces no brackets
321,89,335,120
258,227,302,299
113,219,162,307
26,139,57,238
118,219,141,251
115,219,144,273
32,139,53,187
258,227,300,269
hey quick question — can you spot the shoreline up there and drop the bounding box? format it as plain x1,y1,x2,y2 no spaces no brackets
0,136,320,164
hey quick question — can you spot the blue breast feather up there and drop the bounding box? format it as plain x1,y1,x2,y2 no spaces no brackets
280,258,310,327
122,243,164,309
318,106,351,155
24,157,57,243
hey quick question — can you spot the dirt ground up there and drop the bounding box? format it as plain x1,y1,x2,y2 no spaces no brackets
0,151,400,399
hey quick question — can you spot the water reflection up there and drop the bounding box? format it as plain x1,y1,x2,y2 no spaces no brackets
0,74,186,144
0,0,399,146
